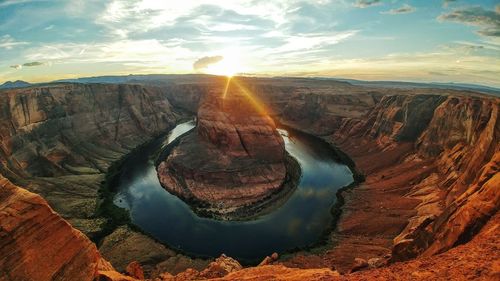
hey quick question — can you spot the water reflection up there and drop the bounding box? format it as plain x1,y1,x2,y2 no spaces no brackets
113,121,353,262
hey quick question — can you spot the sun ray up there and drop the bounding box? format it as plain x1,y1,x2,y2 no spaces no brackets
222,76,232,99
231,78,270,117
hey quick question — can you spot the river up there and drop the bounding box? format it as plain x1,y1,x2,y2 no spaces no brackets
112,120,353,263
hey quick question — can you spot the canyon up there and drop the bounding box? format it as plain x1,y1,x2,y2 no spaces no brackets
0,76,498,280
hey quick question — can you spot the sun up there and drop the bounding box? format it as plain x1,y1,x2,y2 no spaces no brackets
205,55,241,77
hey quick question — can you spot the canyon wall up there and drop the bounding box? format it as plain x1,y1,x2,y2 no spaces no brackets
271,89,499,270
0,84,211,277
2,166,497,281
0,79,498,280
0,83,177,233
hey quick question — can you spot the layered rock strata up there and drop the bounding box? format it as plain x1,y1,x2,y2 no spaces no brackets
274,91,499,272
0,175,112,281
157,89,296,219
0,83,210,278
1,172,498,280
0,78,498,280
0,83,178,236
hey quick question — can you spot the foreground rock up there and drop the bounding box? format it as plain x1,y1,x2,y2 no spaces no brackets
0,175,111,281
126,261,144,279
99,225,210,277
1,171,497,280
157,87,296,219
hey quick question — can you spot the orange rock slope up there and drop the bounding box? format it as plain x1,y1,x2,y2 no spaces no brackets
2,173,498,281
272,91,499,272
0,175,113,281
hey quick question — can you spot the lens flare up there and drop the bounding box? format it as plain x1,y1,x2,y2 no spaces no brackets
222,76,232,99
232,78,270,117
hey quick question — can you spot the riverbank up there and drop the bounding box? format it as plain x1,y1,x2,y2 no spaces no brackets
156,127,302,221
273,121,366,259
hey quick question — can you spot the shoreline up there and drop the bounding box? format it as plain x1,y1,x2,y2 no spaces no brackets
155,127,302,221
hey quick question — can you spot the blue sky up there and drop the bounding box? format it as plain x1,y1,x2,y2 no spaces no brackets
0,0,499,86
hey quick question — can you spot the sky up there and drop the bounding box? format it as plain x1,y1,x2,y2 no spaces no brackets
0,0,499,86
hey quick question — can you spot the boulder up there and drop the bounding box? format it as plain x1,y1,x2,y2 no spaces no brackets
349,258,368,273
126,261,145,279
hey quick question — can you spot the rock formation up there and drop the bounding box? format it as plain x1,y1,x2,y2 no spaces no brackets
3,170,498,280
0,83,208,277
0,175,111,281
0,77,498,280
272,89,499,272
125,261,144,279
0,83,178,236
157,87,297,219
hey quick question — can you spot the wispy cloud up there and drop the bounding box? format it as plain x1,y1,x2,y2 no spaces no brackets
8,61,48,70
0,1,498,87
438,5,500,37
0,0,41,8
22,39,196,71
274,31,358,53
354,0,382,9
0,35,28,49
381,4,416,15
442,0,457,8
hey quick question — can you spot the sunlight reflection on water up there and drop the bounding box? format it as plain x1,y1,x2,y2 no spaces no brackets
113,121,353,262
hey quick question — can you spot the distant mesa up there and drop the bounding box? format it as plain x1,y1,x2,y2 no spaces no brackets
0,80,31,89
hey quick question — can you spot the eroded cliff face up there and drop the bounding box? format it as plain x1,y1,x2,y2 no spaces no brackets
0,84,176,177
0,79,498,280
0,175,112,281
274,90,499,271
0,83,178,236
156,89,294,219
392,97,499,261
0,83,211,278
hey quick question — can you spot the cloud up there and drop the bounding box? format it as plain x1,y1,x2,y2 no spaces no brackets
438,5,500,37
273,49,500,87
23,61,45,67
193,56,223,70
7,62,47,70
95,0,333,39
382,4,416,15
23,39,196,71
442,0,457,8
275,31,358,53
0,0,37,7
354,0,382,8
0,35,28,50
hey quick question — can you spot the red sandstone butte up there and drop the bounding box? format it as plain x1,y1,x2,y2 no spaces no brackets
157,90,289,218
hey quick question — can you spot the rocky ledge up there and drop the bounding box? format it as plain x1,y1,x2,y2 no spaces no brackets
157,87,299,219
